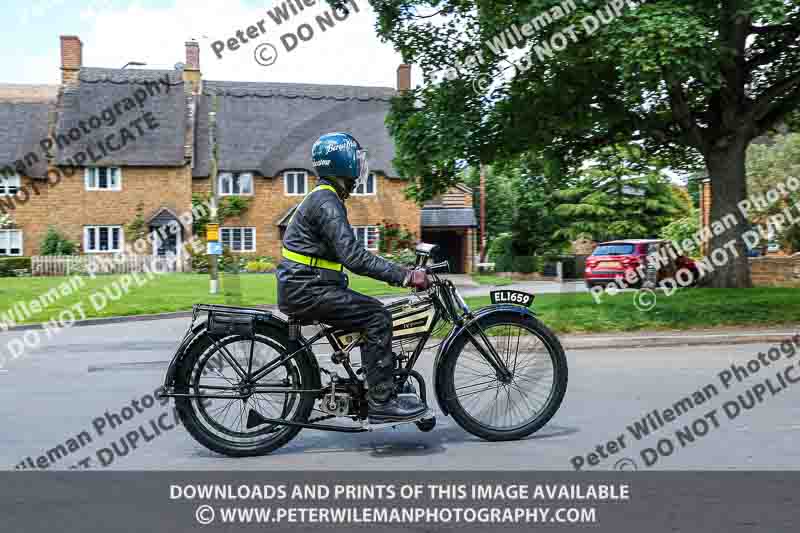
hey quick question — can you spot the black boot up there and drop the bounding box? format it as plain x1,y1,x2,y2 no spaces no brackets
368,393,427,423
365,353,426,422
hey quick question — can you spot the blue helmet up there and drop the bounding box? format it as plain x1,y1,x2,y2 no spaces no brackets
311,132,369,185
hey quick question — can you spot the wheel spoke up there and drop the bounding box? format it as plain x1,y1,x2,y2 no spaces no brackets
185,335,309,450
450,322,560,431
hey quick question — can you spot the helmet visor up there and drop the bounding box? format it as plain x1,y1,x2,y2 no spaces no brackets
356,149,370,185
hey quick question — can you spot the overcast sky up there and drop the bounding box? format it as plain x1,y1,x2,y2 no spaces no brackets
3,0,418,89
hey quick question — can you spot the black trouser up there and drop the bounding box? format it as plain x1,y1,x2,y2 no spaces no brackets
277,263,396,401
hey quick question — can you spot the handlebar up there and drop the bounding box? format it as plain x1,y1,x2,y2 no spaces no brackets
426,261,450,274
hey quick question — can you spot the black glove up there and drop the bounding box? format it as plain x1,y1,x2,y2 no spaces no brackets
403,268,431,290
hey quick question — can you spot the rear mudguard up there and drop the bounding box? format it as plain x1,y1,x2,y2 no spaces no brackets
161,313,322,392
432,304,538,416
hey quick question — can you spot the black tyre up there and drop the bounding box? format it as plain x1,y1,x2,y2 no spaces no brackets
174,324,316,457
441,311,567,441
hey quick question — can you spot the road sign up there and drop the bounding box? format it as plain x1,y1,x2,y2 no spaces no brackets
207,241,223,255
206,223,219,242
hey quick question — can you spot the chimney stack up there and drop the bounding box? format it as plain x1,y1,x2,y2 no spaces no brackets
396,64,411,92
183,40,201,92
185,40,200,71
60,35,82,85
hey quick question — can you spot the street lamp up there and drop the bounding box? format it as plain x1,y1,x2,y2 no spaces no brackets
121,61,147,69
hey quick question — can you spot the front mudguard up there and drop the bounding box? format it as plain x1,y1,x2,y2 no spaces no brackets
160,313,322,392
432,304,538,416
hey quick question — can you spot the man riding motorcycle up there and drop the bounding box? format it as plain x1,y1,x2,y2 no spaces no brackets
277,132,430,422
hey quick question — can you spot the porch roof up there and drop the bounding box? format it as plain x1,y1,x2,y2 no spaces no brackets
421,208,477,228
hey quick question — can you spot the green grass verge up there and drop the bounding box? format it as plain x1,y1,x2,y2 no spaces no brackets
464,287,800,333
470,274,515,286
0,273,405,325
3,275,797,333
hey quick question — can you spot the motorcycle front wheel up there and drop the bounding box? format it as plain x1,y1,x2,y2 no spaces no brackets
441,311,568,441
174,325,316,457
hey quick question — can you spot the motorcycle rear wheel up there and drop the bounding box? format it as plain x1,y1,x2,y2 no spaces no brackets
174,325,316,457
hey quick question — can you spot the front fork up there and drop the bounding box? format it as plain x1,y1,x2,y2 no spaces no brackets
463,322,514,382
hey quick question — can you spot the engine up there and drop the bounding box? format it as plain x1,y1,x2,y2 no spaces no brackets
319,392,351,417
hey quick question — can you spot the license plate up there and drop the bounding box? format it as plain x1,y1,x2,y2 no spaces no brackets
490,290,534,307
599,261,621,268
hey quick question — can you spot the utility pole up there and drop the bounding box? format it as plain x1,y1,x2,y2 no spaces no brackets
208,100,219,294
479,163,487,262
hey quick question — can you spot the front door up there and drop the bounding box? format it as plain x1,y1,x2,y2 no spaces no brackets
151,226,180,257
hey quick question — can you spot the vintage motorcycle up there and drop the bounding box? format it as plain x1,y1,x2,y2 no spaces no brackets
158,244,568,457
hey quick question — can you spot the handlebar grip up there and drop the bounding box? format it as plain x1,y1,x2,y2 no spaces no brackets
427,261,450,273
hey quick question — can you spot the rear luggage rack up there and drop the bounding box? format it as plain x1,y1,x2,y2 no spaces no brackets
192,303,273,317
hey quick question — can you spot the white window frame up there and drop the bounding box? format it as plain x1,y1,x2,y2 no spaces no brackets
218,172,254,196
84,225,123,253
352,173,377,196
0,173,21,196
284,171,308,196
221,227,256,253
0,229,23,256
85,167,122,191
353,225,380,251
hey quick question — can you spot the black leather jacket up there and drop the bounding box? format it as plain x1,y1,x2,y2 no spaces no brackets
277,179,408,313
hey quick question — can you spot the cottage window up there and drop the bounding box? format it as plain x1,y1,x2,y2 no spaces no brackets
352,173,376,196
353,226,380,251
84,226,123,253
284,171,307,196
221,227,256,252
0,174,21,196
219,172,253,196
0,229,22,256
85,168,121,191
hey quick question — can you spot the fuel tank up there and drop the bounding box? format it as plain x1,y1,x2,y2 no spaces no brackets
330,297,435,349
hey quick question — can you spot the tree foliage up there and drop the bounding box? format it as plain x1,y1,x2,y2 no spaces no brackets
660,209,701,251
553,144,690,241
358,0,800,287
463,152,571,256
747,132,800,196
745,132,800,251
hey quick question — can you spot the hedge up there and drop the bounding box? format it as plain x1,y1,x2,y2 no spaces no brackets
0,257,32,277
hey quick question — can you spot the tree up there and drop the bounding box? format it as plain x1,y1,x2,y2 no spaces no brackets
747,132,800,196
553,144,689,241
462,164,516,242
365,0,800,287
463,152,570,256
504,152,571,255
745,132,800,251
661,209,702,251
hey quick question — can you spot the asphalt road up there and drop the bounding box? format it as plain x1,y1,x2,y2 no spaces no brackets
1,316,798,471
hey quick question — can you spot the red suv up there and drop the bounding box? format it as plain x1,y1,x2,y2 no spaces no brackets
584,239,697,289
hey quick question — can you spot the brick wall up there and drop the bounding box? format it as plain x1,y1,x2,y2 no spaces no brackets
192,174,419,259
699,179,712,254
7,165,192,255
750,256,800,287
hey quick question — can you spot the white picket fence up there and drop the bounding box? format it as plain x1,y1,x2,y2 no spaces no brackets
32,254,185,276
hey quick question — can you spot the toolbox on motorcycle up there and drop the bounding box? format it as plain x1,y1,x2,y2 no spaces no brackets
208,312,255,337
201,305,264,337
